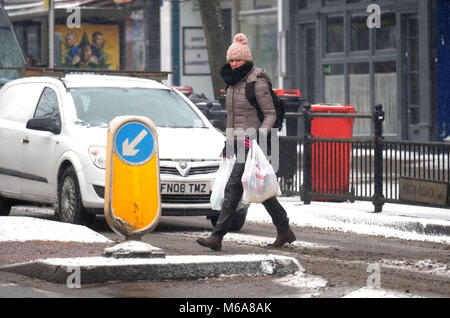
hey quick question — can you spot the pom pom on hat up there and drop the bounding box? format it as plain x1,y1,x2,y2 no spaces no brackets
233,33,248,45
226,33,252,62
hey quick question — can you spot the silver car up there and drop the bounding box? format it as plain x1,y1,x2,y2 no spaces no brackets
0,74,248,230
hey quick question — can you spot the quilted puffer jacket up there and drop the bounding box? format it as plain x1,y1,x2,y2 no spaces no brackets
224,66,276,132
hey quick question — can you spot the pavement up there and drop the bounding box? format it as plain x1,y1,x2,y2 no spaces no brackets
261,197,450,243
0,196,449,285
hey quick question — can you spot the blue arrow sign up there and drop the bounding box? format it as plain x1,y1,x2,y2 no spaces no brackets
114,122,155,166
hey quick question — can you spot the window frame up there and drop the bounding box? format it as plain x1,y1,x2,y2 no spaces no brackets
318,8,400,137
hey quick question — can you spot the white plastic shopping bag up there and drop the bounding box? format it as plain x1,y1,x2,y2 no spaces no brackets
210,156,236,211
210,156,249,211
241,140,281,203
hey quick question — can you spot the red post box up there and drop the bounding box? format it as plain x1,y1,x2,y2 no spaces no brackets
310,104,356,200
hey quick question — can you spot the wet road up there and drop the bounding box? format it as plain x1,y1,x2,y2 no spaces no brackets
1,207,450,300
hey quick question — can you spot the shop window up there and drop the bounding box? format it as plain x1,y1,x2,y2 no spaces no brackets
13,23,41,63
325,16,344,53
376,12,396,50
349,63,370,135
241,0,276,11
297,0,307,10
306,26,317,103
323,0,365,7
254,0,276,9
125,10,145,71
351,14,369,51
323,0,343,6
375,61,397,135
241,12,278,87
324,64,344,104
402,14,419,127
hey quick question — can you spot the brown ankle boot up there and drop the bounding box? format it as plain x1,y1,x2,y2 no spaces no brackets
269,228,296,248
196,235,222,251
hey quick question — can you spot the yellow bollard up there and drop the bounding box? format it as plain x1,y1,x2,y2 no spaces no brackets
104,116,161,240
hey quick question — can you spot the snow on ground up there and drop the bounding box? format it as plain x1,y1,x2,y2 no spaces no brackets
380,259,450,278
273,271,328,298
342,286,423,298
1,196,450,245
246,197,450,244
0,216,111,243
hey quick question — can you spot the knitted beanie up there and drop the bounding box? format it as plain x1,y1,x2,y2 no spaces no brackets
226,33,252,62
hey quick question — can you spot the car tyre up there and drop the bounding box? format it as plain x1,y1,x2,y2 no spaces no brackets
209,207,248,232
0,196,13,216
57,166,86,224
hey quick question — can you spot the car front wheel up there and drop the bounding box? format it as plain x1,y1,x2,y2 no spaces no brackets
57,166,86,224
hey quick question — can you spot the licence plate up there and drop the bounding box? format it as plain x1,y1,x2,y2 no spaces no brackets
161,182,210,195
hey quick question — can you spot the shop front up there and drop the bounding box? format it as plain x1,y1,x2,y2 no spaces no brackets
287,0,437,141
5,0,160,72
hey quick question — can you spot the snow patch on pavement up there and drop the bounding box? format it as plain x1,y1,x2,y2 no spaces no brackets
380,259,450,278
33,254,297,267
0,216,112,243
342,286,423,298
273,270,328,298
246,199,450,244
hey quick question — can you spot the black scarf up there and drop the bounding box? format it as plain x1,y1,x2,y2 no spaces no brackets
220,61,254,86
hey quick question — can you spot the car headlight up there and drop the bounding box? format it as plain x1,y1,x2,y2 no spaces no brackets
88,146,107,169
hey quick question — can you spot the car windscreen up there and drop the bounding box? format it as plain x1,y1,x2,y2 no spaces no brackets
69,87,207,128
0,27,26,85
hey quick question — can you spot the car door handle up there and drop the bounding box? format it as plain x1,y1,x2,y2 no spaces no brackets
21,138,29,144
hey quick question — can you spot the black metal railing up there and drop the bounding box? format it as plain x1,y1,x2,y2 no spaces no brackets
301,103,450,212
301,104,385,212
381,141,450,203
208,104,450,212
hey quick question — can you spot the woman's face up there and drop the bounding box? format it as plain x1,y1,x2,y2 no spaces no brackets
229,59,246,70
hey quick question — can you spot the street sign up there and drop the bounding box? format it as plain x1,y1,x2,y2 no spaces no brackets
399,177,449,206
114,122,155,165
105,116,161,238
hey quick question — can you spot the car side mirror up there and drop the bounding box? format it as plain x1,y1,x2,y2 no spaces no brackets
26,117,61,135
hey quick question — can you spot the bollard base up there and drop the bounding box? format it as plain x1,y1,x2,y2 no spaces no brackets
102,240,165,259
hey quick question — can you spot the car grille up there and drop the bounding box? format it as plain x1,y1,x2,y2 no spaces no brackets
160,165,219,176
161,194,211,204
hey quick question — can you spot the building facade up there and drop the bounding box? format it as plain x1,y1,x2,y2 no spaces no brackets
4,0,448,141
284,0,440,141
173,0,443,141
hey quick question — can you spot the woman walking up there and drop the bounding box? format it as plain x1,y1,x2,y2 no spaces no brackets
196,33,296,251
